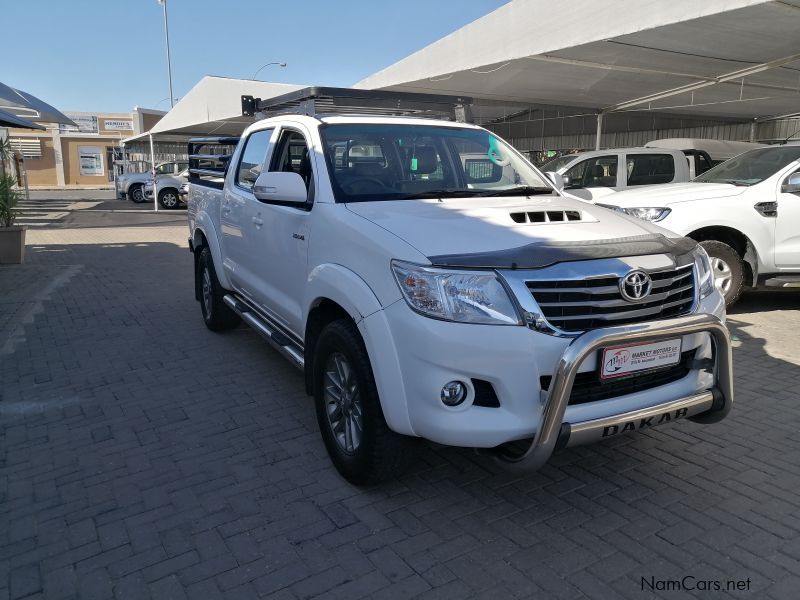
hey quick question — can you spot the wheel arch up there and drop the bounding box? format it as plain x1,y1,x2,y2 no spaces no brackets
304,298,353,395
687,225,759,286
302,264,384,394
190,219,233,290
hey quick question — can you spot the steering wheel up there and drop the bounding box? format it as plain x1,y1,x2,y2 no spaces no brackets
342,177,391,194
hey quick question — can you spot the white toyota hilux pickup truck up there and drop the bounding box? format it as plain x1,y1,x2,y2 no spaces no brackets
187,88,733,484
601,143,800,306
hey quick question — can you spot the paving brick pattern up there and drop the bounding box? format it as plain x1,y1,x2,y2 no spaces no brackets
2,195,800,599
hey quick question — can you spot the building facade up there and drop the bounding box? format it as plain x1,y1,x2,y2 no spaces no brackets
5,107,164,187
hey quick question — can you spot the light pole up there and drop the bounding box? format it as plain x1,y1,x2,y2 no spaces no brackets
251,62,287,80
157,0,175,108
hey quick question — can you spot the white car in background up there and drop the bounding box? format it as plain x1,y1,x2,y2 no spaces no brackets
143,168,189,209
601,144,800,306
541,139,764,202
116,161,188,204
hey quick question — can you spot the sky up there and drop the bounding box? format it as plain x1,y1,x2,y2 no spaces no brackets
3,0,508,114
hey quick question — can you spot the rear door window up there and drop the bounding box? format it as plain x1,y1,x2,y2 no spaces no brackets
564,156,619,189
626,154,675,186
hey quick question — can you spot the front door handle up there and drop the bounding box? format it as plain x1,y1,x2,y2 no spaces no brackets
252,216,264,227
754,201,777,218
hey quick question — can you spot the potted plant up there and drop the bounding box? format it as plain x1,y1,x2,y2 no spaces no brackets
0,138,26,263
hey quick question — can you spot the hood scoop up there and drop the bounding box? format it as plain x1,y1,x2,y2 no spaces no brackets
510,210,584,224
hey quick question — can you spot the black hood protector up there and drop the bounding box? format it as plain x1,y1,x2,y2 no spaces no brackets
427,234,698,270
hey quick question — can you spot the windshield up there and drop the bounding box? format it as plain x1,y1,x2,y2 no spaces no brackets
694,146,800,186
319,124,552,202
540,154,578,173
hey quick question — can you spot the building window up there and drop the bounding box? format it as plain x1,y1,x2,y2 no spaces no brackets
9,138,42,159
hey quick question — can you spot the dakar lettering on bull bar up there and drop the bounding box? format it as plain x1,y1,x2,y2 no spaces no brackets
602,407,689,438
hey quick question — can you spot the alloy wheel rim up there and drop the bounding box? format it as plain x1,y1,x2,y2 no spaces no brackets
324,352,363,454
162,193,177,208
202,267,212,316
711,257,733,294
132,188,143,201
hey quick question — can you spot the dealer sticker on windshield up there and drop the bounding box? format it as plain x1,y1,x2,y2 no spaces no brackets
601,338,682,379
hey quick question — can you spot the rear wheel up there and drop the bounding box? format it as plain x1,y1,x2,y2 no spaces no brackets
699,240,745,307
158,189,179,209
313,319,413,484
197,247,240,331
129,184,145,203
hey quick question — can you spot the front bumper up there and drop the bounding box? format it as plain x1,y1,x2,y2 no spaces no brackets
365,291,730,469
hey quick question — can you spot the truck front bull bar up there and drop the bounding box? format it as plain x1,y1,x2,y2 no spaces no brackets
495,313,734,469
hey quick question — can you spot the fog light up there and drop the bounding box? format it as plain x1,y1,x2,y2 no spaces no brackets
441,381,467,406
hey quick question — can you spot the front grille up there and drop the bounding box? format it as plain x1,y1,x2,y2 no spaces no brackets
526,265,695,332
540,349,696,406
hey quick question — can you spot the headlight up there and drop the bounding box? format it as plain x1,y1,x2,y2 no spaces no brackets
391,261,521,325
618,207,671,222
693,246,715,299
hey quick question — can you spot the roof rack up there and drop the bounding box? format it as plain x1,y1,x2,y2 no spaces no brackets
241,86,473,123
188,136,240,187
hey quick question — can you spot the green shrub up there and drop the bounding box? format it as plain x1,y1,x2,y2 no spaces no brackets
0,174,21,227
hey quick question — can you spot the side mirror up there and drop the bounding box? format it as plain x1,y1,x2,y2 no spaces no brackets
253,171,308,203
781,173,800,194
545,171,565,192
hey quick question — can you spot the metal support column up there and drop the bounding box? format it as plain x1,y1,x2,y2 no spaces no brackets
149,133,158,212
595,112,604,150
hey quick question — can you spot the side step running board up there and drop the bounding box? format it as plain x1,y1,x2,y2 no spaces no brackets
223,295,305,370
764,276,800,288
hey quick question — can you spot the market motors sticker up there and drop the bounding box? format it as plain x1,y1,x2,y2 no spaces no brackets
601,338,682,379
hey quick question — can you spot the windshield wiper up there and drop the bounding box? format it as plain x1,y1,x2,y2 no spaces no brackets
397,189,486,200
477,186,554,197
700,178,753,186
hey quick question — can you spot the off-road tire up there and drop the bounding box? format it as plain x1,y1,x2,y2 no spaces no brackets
198,247,240,331
313,319,414,484
699,240,745,307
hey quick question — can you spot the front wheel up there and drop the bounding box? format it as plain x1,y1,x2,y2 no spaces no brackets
129,184,145,203
699,240,745,307
313,319,413,484
158,188,180,209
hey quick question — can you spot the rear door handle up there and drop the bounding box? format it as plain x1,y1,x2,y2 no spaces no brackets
252,216,264,227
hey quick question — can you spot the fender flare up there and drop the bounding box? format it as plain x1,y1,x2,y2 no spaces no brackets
686,223,763,286
304,263,384,324
304,265,414,435
126,180,143,194
192,215,233,290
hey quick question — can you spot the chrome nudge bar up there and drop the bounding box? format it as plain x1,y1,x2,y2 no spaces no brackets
494,313,733,469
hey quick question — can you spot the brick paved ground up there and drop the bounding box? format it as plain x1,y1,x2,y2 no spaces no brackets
2,193,800,599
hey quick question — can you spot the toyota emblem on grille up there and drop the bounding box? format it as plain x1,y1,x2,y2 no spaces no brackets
620,270,652,302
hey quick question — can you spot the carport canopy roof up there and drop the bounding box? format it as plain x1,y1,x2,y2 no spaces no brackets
356,0,800,121
144,76,307,139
